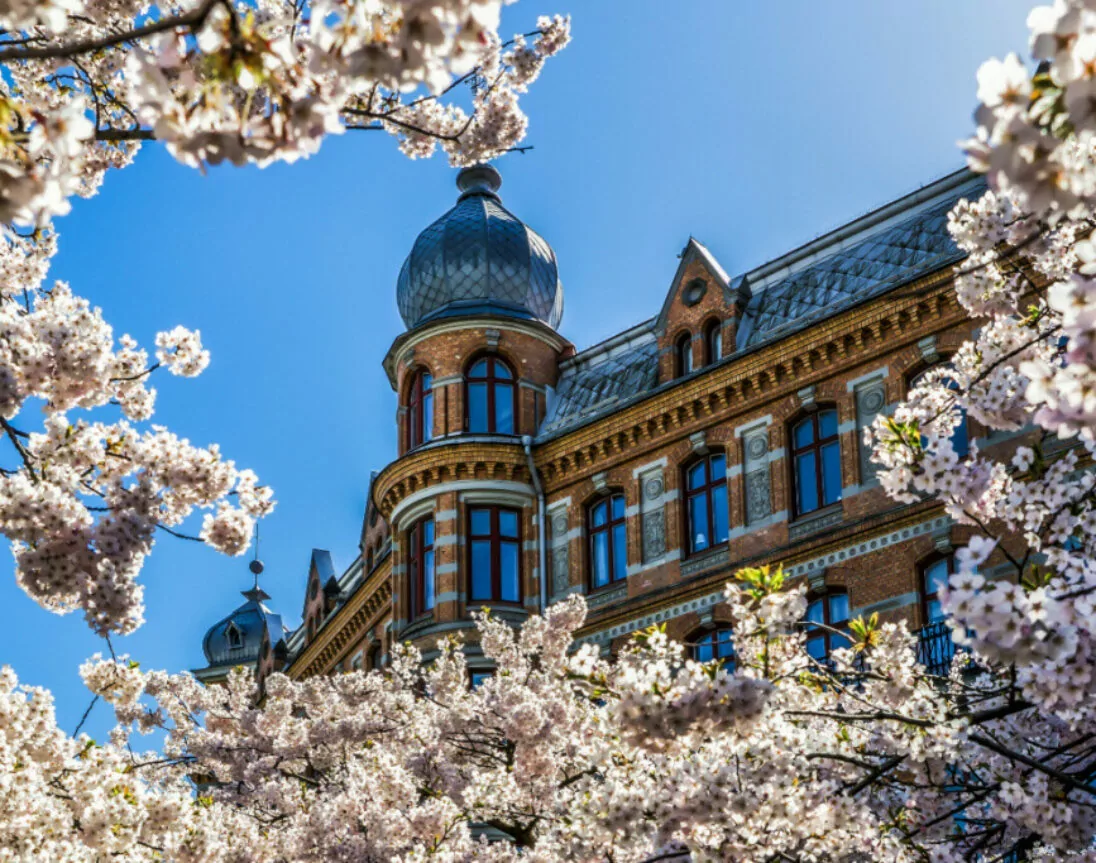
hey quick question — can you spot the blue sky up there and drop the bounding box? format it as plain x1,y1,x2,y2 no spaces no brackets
3,1,1034,738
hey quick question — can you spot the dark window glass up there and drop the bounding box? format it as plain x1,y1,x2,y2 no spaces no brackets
470,670,494,689
685,453,729,555
704,320,722,365
676,333,694,377
589,493,628,589
804,591,851,662
910,366,970,458
409,516,435,617
922,555,953,625
468,506,522,603
407,370,433,449
792,409,842,517
227,623,242,649
466,357,516,434
692,627,735,669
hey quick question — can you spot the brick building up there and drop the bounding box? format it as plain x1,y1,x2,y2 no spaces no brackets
195,162,989,684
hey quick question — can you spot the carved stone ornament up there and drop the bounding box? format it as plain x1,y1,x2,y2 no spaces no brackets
642,510,666,562
552,514,568,537
857,385,885,416
745,468,772,524
551,546,570,594
746,433,768,462
644,477,664,500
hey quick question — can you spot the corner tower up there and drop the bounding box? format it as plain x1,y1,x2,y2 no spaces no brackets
376,164,572,667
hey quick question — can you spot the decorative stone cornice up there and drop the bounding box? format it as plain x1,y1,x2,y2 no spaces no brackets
288,563,393,679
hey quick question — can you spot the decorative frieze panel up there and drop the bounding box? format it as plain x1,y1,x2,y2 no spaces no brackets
638,465,667,565
548,503,571,599
742,426,772,524
852,370,888,485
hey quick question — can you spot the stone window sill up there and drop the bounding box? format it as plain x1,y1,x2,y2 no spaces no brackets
788,503,844,542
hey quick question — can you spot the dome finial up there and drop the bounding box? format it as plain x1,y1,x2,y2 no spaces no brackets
456,163,502,201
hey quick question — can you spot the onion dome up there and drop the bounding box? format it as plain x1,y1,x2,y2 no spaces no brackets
199,561,285,670
396,164,564,331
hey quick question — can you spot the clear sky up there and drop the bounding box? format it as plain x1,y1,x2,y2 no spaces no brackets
3,1,1035,739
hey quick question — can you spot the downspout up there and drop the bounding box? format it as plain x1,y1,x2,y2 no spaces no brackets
522,435,548,613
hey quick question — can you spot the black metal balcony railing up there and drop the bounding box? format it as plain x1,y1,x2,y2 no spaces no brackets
916,620,958,677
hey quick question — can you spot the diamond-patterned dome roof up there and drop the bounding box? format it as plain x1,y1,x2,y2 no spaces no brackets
397,165,564,331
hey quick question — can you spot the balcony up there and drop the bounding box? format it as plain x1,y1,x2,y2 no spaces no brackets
916,620,958,677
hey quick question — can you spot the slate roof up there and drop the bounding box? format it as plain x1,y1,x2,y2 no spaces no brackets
537,169,983,441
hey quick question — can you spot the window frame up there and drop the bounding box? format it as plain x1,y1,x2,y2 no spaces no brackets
466,505,523,605
703,319,722,365
465,355,517,435
683,452,729,557
790,408,842,518
587,492,628,591
804,590,851,663
689,625,736,669
407,368,434,450
408,515,435,619
920,552,955,627
675,332,694,378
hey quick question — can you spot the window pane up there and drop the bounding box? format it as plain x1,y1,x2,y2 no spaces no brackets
494,361,512,380
689,493,709,553
927,598,944,623
807,636,827,660
499,509,518,538
926,559,950,595
422,392,433,442
591,531,609,588
688,461,707,490
715,629,734,660
409,403,419,445
471,541,492,600
819,409,838,438
695,635,713,662
470,671,492,689
423,550,435,610
611,495,625,520
794,419,814,449
591,500,608,528
806,599,824,626
470,508,491,536
711,483,729,545
710,454,726,482
494,385,514,434
821,441,842,506
422,373,432,391
612,523,627,581
796,452,819,514
500,541,520,602
709,327,722,362
423,518,434,546
953,411,969,457
468,382,488,432
829,593,849,624
469,360,488,378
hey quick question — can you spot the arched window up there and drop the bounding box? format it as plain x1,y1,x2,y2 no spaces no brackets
466,357,516,434
588,493,627,590
684,453,729,555
468,505,522,603
921,553,954,626
703,319,722,365
226,621,243,650
408,516,435,618
675,332,694,377
367,643,381,671
909,365,969,458
791,408,842,517
407,369,433,449
804,590,850,663
690,626,735,669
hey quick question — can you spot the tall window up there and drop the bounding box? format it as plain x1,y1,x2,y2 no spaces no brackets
408,516,435,617
805,591,850,662
408,370,433,449
921,553,954,626
703,319,722,365
691,626,735,669
791,409,842,517
589,493,627,590
675,332,694,377
910,366,969,458
226,622,242,650
685,453,729,555
466,357,516,434
468,506,522,603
